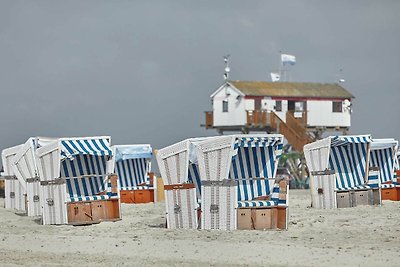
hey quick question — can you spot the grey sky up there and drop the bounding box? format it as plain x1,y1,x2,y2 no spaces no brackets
0,1,399,153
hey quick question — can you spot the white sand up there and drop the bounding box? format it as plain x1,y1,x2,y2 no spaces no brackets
1,190,400,267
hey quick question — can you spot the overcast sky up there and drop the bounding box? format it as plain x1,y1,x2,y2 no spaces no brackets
0,1,399,153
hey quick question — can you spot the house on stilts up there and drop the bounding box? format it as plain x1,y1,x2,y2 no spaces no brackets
203,80,354,152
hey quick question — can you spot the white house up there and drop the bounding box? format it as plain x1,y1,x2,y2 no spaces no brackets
204,80,354,151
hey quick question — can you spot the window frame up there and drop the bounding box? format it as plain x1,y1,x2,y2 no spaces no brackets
275,100,282,112
332,101,343,113
222,100,229,113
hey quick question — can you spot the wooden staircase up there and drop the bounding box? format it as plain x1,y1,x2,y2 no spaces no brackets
273,111,313,152
245,110,312,152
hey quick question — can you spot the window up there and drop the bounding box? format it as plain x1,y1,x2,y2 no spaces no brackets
295,102,304,112
275,100,282,111
332,101,342,112
222,100,228,112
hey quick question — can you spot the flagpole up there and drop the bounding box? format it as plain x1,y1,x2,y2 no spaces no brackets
279,50,283,82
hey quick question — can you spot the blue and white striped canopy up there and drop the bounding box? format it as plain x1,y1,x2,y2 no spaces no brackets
230,136,283,201
330,135,371,147
60,138,112,159
111,145,152,190
61,154,109,202
233,136,282,150
115,157,150,190
114,145,152,163
370,139,398,184
328,135,371,190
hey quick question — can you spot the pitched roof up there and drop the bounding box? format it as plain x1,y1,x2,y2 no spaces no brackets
229,80,354,99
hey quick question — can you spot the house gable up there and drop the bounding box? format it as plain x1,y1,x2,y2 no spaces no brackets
210,82,245,99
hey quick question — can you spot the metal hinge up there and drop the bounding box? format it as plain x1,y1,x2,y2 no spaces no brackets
26,177,40,183
174,204,181,214
46,198,54,206
202,179,236,187
40,178,66,186
2,175,17,180
10,192,15,198
210,204,219,213
311,169,335,176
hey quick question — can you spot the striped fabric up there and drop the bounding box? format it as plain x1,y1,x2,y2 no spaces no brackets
237,200,277,208
61,154,112,202
188,163,201,199
237,183,285,208
61,138,112,159
330,135,371,147
127,186,154,190
69,195,111,202
336,185,371,191
367,173,380,189
395,154,399,185
381,183,395,189
229,136,283,202
115,158,150,190
370,147,395,184
233,136,282,150
329,136,371,191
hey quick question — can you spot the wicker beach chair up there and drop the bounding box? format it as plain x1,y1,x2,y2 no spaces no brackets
36,136,120,225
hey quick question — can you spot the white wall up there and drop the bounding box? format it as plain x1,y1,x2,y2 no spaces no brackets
260,98,286,122
212,86,246,126
307,100,351,127
245,99,254,111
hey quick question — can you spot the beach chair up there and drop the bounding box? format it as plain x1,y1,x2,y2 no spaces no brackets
195,134,288,230
12,137,57,216
1,144,25,212
35,136,121,225
396,151,400,195
156,138,209,229
304,135,381,209
370,139,399,201
108,144,155,204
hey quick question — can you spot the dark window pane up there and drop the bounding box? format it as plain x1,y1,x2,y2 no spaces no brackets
332,101,342,112
222,100,228,112
275,100,282,111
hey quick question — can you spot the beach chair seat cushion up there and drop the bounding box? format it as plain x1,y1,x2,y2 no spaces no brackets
68,193,118,203
381,183,396,189
126,185,154,190
336,184,371,192
237,200,278,208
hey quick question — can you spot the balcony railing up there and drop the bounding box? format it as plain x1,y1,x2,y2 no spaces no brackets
246,110,278,128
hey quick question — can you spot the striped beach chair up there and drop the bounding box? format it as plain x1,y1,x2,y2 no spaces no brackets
370,139,399,200
36,136,121,225
305,135,381,208
109,145,154,203
395,151,400,195
194,134,288,230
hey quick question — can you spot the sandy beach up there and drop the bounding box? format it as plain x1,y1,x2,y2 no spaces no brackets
0,190,399,267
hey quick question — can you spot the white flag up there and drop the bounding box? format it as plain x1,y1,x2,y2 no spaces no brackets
281,53,296,66
270,72,280,82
